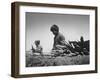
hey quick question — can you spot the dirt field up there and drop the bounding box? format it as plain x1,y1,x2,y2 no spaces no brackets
26,51,89,67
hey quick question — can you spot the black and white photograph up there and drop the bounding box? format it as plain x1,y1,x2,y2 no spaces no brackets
11,2,97,78
25,12,90,67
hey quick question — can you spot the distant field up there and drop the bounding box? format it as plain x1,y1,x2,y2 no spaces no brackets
26,51,89,67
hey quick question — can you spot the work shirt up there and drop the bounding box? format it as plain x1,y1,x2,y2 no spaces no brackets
53,33,66,49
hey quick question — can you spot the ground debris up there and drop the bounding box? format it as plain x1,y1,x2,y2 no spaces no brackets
26,51,89,67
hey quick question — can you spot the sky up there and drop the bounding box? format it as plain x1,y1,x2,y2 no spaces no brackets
25,12,89,52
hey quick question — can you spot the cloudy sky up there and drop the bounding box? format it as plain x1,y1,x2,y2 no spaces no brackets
25,12,89,52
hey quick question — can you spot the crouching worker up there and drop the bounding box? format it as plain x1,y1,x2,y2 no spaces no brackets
31,40,43,56
50,24,69,57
